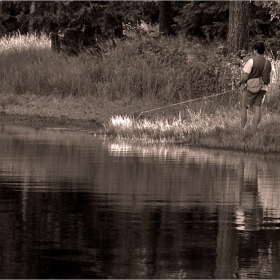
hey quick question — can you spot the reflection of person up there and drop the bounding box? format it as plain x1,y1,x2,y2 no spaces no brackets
236,42,272,130
236,157,262,232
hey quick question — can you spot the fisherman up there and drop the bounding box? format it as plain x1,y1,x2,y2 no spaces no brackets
236,41,272,130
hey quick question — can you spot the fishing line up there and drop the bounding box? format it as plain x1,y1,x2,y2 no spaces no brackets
135,89,235,120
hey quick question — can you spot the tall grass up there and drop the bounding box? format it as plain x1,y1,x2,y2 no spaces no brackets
1,32,279,104
106,106,280,153
0,33,235,101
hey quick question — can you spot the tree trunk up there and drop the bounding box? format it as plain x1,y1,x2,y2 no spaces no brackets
0,0,3,36
51,32,60,53
62,29,83,56
159,1,173,36
29,1,36,35
104,13,123,39
227,1,250,53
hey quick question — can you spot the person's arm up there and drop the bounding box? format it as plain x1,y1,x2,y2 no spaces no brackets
236,73,249,87
236,58,252,87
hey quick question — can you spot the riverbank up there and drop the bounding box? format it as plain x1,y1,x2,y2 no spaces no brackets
0,111,102,131
106,107,280,155
1,92,280,155
0,92,148,131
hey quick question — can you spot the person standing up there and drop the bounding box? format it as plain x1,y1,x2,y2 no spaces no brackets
236,42,272,130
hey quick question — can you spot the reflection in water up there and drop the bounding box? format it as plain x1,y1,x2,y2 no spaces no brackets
0,125,280,278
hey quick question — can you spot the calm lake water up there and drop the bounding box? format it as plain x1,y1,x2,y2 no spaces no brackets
0,125,280,279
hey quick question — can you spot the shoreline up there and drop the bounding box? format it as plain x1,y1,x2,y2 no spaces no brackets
1,111,280,156
0,111,104,132
1,101,280,156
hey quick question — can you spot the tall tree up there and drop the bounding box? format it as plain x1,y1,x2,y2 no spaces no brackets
103,2,124,39
227,1,250,53
0,0,3,36
159,1,173,36
28,1,35,34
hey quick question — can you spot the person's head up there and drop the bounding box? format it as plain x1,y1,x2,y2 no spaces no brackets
253,41,265,55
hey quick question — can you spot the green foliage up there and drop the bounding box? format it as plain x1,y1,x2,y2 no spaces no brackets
135,36,237,100
174,1,229,39
0,1,160,36
254,1,280,20
31,2,105,34
0,2,30,35
1,0,280,55
174,1,280,41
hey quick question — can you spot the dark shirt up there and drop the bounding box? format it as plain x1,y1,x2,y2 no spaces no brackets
248,56,272,85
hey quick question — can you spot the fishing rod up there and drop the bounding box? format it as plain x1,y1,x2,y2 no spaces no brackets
135,89,235,120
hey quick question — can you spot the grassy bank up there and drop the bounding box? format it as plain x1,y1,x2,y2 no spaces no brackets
106,105,280,154
1,33,280,153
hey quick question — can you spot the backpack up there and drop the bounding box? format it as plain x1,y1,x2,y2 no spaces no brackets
246,59,267,93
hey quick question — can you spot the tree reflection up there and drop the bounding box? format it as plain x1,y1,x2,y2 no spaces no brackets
235,157,280,279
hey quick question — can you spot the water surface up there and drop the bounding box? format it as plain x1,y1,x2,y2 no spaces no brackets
0,125,280,278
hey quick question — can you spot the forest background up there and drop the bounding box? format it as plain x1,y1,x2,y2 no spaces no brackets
1,2,280,54
1,1,280,153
